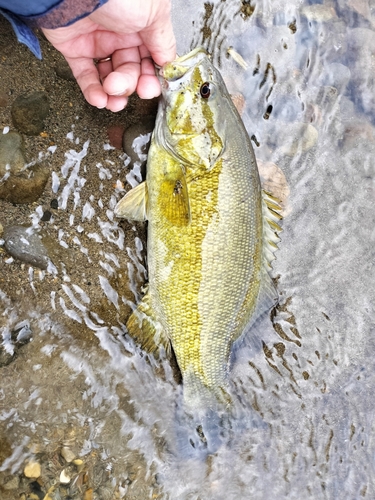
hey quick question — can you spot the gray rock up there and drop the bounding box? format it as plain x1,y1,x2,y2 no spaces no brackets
0,321,32,368
55,61,75,82
123,118,155,167
0,131,50,204
3,225,51,269
11,91,49,135
0,131,26,176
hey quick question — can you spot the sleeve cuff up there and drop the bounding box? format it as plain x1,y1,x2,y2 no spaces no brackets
0,9,42,59
18,0,109,29
0,0,108,60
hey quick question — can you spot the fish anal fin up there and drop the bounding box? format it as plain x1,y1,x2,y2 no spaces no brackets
114,181,148,221
158,165,190,226
126,293,170,354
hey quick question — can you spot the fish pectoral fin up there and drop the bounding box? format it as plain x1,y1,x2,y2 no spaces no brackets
126,293,170,354
114,182,148,221
159,168,190,226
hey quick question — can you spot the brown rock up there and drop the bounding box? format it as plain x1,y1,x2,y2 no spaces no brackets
54,61,75,82
0,163,49,204
11,91,49,135
107,124,125,149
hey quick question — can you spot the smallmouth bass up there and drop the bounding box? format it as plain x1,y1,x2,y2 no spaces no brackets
115,48,281,411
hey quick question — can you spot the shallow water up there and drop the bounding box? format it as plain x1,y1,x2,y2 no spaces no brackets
1,0,375,498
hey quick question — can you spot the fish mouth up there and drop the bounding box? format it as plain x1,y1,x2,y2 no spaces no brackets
160,47,209,82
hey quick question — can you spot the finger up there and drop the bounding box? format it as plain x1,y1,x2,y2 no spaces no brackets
96,58,113,82
105,95,129,112
67,57,108,109
136,74,161,99
102,61,141,97
136,57,160,99
141,21,176,66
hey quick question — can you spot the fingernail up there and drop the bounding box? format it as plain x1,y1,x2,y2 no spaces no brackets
110,89,127,96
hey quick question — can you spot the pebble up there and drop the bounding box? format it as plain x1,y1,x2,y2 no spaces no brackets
0,321,32,367
3,225,51,270
3,475,20,489
11,91,49,135
257,160,291,217
61,446,76,463
107,124,125,150
301,4,337,22
54,61,75,82
41,210,52,222
24,461,41,479
0,131,49,204
277,122,318,156
59,469,71,484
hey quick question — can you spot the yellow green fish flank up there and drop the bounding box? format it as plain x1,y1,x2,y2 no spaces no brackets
115,48,281,410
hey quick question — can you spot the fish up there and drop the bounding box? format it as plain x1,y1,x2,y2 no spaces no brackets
115,47,281,412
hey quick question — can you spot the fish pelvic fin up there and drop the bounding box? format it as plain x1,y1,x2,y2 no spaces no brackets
114,181,148,221
126,293,171,354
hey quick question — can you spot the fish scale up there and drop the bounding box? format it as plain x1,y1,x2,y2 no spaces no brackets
115,48,281,411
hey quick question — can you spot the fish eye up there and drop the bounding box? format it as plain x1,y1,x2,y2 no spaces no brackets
200,82,212,99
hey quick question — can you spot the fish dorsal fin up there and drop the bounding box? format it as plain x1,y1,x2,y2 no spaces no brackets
243,190,283,330
126,292,171,354
114,181,148,221
159,164,190,226
262,189,282,268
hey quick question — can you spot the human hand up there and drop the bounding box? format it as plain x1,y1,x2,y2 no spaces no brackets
41,0,176,112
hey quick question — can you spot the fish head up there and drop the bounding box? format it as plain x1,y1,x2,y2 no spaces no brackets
158,48,226,172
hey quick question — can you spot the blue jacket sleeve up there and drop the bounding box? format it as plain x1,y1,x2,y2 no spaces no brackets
0,0,109,59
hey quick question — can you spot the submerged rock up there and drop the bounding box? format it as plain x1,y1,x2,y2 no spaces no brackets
24,461,41,479
0,321,33,367
0,130,26,175
11,91,49,135
107,124,125,150
54,61,75,82
122,118,155,165
0,131,49,204
3,225,51,270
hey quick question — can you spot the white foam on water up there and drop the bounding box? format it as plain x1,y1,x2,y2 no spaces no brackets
62,284,87,313
59,297,82,323
82,201,95,221
98,275,119,310
104,252,120,268
125,161,142,187
87,232,103,243
0,437,31,474
132,132,152,161
51,171,60,193
99,260,115,275
72,284,90,304
97,219,124,249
